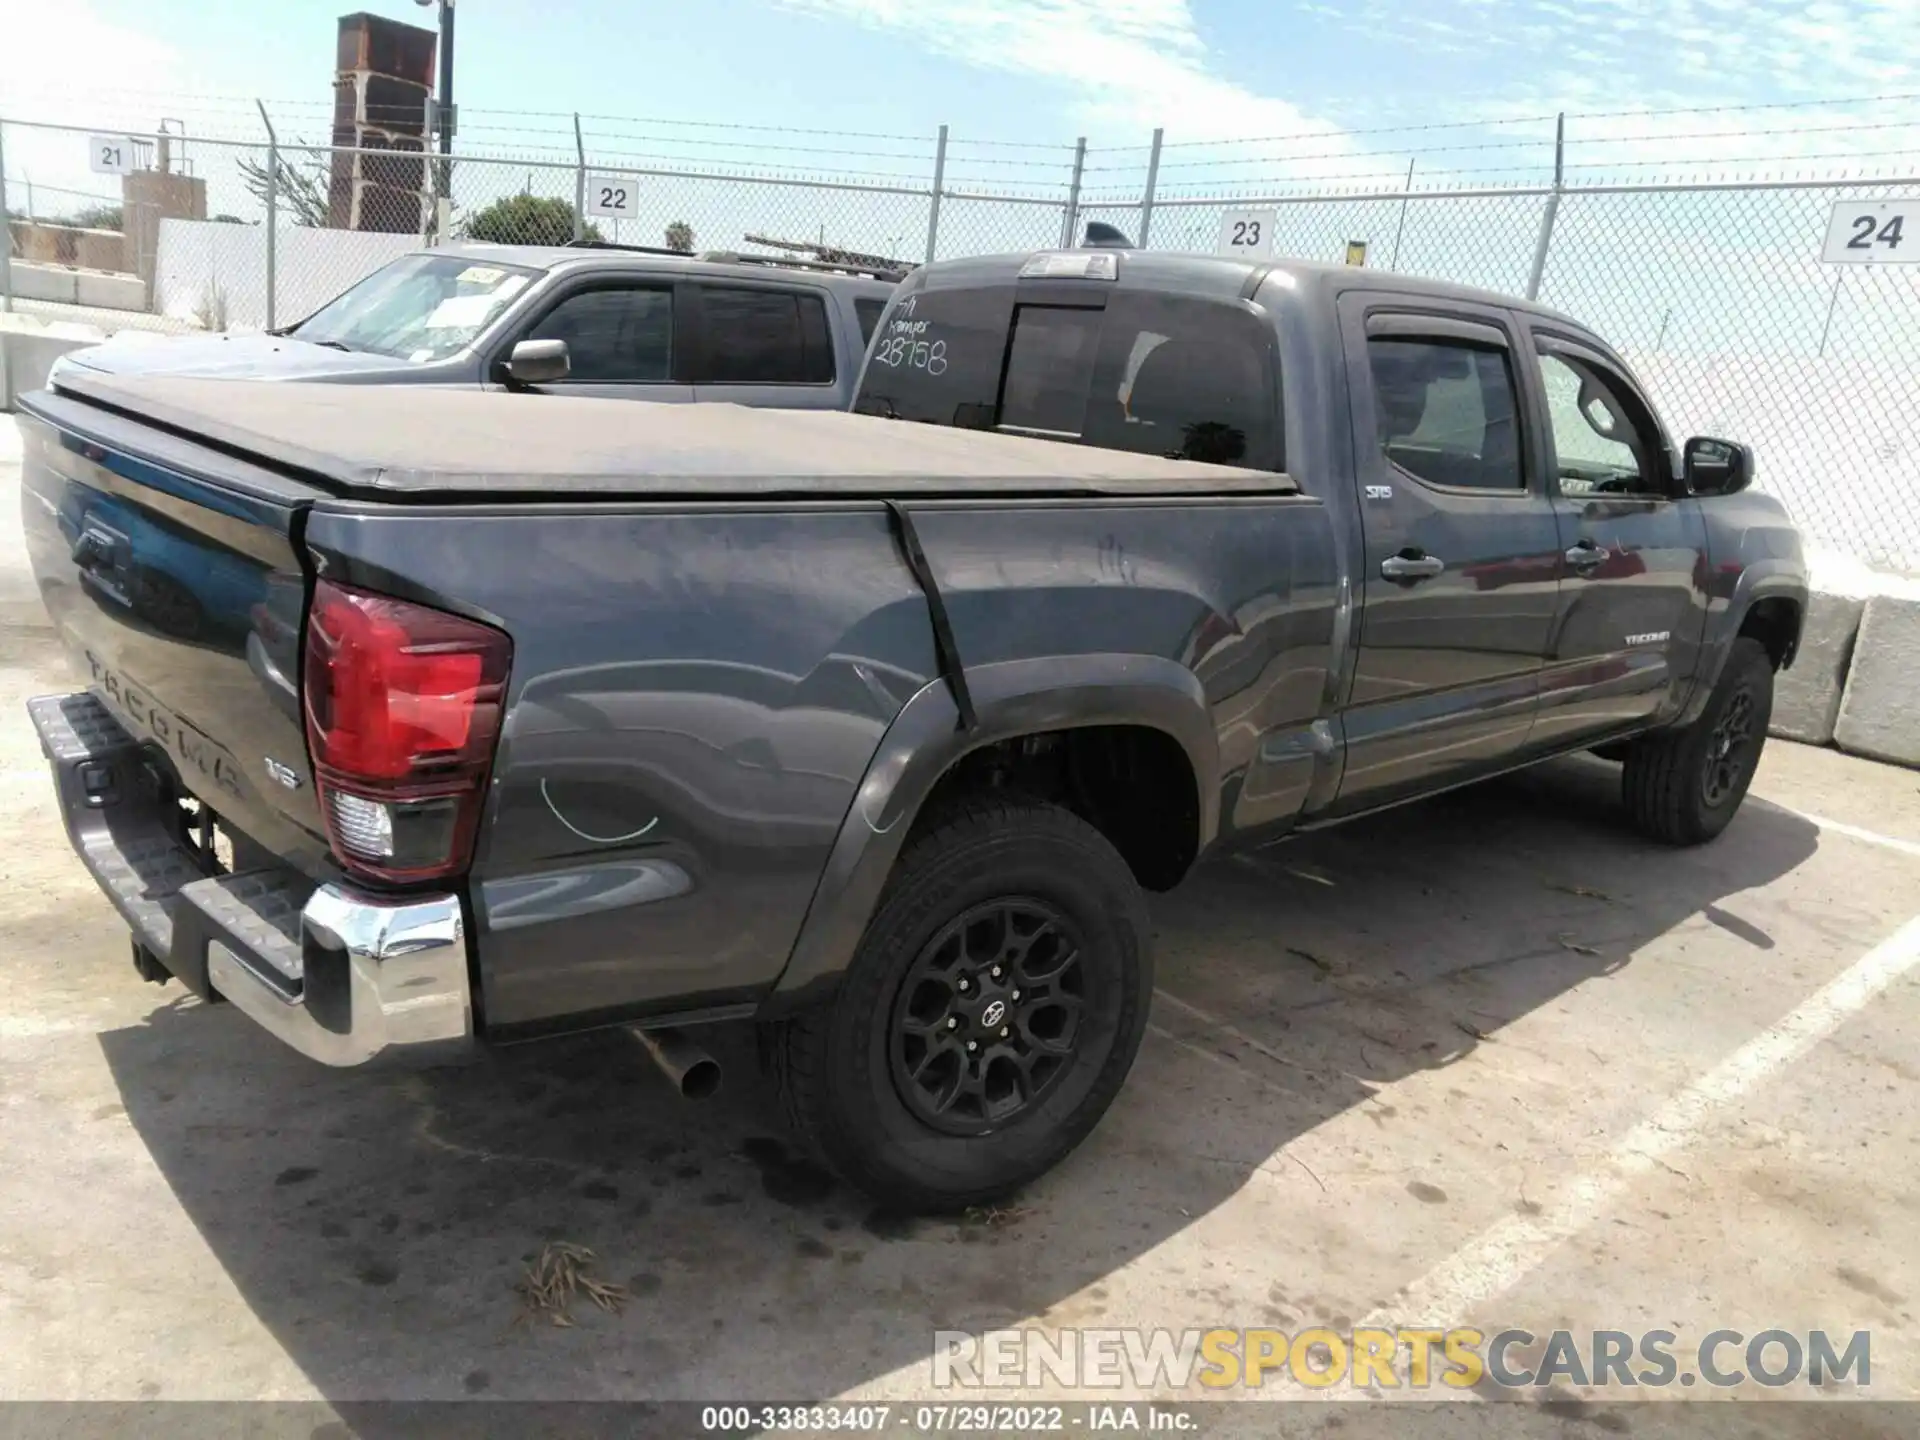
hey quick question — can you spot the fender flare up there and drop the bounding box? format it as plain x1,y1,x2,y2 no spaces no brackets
761,653,1220,1014
1678,562,1809,727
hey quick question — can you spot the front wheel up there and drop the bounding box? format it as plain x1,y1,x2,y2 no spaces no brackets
1621,636,1774,845
771,797,1151,1212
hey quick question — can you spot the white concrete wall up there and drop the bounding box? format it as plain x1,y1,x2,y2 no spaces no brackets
153,220,421,332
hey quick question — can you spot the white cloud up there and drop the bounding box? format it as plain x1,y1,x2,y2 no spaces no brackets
774,0,1920,191
773,0,1359,159
4,1,194,210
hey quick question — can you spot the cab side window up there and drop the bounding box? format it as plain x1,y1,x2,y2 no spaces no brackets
1536,351,1667,497
1368,337,1524,491
525,285,673,382
700,286,835,385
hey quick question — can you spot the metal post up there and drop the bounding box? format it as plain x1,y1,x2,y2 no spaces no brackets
0,120,13,314
1525,112,1565,301
433,0,456,244
924,124,948,264
1138,128,1163,249
437,1,456,163
572,112,586,242
1388,157,1415,270
256,100,278,332
1061,137,1087,248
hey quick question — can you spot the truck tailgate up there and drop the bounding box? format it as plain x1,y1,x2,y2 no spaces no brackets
14,392,335,879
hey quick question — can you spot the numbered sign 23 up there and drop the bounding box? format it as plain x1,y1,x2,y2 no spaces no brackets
1822,200,1917,263
88,135,137,176
585,175,639,219
1216,210,1277,258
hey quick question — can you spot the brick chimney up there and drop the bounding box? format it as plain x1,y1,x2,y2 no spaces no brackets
327,12,437,232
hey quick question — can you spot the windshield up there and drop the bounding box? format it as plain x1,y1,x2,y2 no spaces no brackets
290,253,539,362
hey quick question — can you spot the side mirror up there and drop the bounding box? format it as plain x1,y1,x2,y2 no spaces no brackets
1683,436,1753,496
504,338,569,388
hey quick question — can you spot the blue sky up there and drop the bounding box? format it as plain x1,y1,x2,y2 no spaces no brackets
10,0,1920,203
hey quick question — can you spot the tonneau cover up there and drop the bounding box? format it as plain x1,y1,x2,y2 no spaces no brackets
51,373,1296,499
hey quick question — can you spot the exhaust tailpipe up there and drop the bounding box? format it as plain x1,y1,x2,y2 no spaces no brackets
630,1025,722,1100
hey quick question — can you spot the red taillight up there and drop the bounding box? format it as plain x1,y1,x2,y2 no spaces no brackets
303,579,511,885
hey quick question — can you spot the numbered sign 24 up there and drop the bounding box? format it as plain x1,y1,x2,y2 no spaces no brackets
585,175,639,219
88,135,137,176
1216,210,1277,258
1822,200,1917,264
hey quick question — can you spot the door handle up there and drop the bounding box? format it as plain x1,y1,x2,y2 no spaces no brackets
1380,551,1446,582
1564,540,1608,573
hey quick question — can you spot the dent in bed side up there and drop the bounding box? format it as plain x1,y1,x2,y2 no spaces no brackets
762,654,1222,1014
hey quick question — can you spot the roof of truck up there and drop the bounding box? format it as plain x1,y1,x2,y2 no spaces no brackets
50,373,1296,500
921,248,1585,325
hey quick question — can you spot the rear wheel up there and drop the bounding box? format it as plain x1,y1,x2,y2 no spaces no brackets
772,797,1151,1212
1621,637,1774,845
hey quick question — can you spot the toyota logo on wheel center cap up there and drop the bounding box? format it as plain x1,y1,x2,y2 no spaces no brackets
980,999,1008,1029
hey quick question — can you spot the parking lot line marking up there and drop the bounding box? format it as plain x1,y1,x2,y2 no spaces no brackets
1777,806,1920,860
1153,987,1305,1073
1146,1023,1290,1098
1359,911,1920,1331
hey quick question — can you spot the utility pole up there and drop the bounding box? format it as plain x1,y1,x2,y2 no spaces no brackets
416,0,456,240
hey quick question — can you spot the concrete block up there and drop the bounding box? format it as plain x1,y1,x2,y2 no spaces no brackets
9,262,80,305
1834,595,1920,768
73,270,147,312
0,329,97,410
1769,590,1863,745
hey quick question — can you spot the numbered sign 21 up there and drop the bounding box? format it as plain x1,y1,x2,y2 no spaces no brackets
1216,210,1277,258
585,175,639,219
1822,200,1917,263
88,135,137,176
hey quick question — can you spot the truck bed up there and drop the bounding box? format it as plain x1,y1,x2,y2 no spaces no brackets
45,372,1296,501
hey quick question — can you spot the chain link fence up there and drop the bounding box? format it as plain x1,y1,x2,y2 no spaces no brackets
3,113,1918,570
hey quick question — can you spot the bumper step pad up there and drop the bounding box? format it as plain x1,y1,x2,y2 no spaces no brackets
28,691,312,1000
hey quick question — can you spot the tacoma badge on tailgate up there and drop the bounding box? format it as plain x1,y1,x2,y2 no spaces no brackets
84,651,246,799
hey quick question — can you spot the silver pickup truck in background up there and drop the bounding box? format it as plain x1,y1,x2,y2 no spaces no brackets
50,242,899,409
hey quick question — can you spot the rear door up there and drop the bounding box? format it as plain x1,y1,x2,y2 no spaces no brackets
488,275,694,401
1520,327,1710,746
687,282,842,409
1327,293,1562,814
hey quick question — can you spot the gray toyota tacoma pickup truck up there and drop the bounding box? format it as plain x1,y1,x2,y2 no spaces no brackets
15,248,1806,1211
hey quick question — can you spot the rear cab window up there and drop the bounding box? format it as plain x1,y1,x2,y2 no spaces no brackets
697,285,834,385
857,279,1281,470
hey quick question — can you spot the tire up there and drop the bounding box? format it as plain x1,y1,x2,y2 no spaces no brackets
772,796,1151,1212
1621,637,1774,845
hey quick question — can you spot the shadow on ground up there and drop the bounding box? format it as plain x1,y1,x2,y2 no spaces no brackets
95,755,1819,1408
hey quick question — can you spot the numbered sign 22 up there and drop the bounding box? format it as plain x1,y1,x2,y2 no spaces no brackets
88,135,137,176
1216,210,1277,258
1822,200,1917,264
585,175,639,219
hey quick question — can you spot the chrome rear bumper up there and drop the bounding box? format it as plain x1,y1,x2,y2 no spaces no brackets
29,691,474,1067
